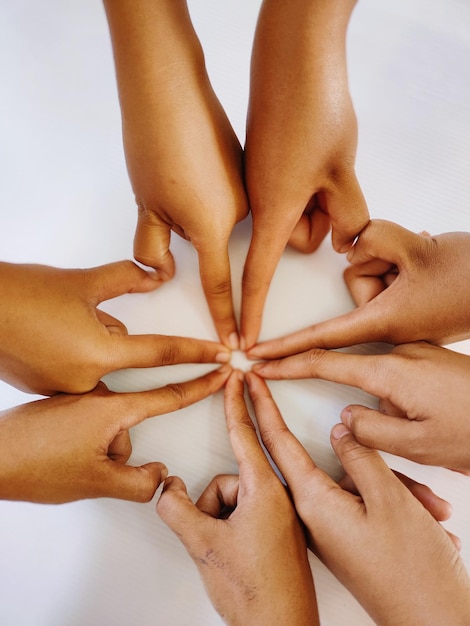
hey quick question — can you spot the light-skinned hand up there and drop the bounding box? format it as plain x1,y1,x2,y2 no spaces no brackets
249,220,470,359
0,365,231,503
104,0,248,348
157,371,319,626
0,260,230,395
246,372,470,626
241,0,369,349
254,342,470,474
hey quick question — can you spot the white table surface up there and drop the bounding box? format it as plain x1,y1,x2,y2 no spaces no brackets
0,1,469,624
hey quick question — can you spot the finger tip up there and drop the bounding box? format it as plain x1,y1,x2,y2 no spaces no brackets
218,363,233,377
340,408,353,428
331,423,352,441
227,332,239,351
215,349,231,364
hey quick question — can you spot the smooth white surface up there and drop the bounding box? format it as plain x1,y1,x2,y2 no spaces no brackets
0,1,469,624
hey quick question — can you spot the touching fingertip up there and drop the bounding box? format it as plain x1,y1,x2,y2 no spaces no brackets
332,423,351,440
341,408,352,427
160,464,169,481
215,351,231,364
228,332,239,351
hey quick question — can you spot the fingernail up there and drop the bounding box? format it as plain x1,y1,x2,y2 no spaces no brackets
233,369,244,382
239,336,246,351
252,362,264,373
228,332,239,351
245,371,255,388
341,408,352,427
218,364,232,374
332,423,351,440
160,464,169,480
215,351,231,363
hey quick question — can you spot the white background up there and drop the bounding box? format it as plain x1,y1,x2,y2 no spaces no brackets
0,1,469,624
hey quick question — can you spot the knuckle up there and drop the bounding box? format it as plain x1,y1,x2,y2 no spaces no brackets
164,383,187,409
260,424,290,454
305,348,328,376
207,277,232,298
158,341,181,366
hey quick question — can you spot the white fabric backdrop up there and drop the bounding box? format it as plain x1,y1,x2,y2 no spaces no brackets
0,1,469,624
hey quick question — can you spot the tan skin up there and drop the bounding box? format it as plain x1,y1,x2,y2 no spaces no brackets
103,0,248,349
104,0,369,350
157,372,319,626
157,372,463,624
241,0,369,349
245,373,470,626
249,219,470,359
0,365,231,504
0,260,230,395
254,341,470,474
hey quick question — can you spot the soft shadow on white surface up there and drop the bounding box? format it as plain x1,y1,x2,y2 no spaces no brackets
0,1,469,625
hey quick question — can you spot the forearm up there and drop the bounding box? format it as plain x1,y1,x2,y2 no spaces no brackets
103,0,207,127
251,0,357,77
248,0,357,136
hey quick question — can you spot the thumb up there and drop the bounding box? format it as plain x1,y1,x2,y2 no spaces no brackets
347,219,424,267
87,260,164,304
341,404,423,462
157,476,208,540
330,424,397,505
134,208,176,281
326,172,370,253
287,206,331,254
103,460,168,502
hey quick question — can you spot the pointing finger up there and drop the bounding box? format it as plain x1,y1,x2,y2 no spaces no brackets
116,364,232,430
196,241,239,349
253,349,393,400
224,371,274,480
245,372,336,502
106,333,231,371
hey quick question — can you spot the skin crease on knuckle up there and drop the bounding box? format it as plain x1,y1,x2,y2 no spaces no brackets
163,382,187,411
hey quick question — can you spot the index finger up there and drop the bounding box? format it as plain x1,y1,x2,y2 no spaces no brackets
223,370,276,479
106,334,231,372
244,372,337,502
247,301,386,357
240,229,291,350
197,242,239,350
253,348,393,400
115,364,232,430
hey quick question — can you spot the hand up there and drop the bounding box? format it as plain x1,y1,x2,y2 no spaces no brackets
0,261,230,395
241,0,369,349
104,0,248,347
254,342,470,474
249,220,470,358
245,372,470,626
0,365,231,503
157,371,319,626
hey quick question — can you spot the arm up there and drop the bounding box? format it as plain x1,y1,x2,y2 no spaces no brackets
103,0,248,347
0,260,230,395
241,0,369,349
157,372,319,626
0,365,230,503
249,220,470,358
246,373,470,626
